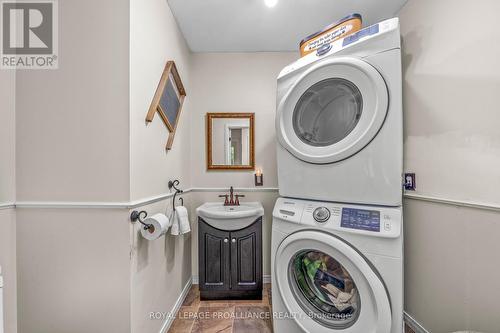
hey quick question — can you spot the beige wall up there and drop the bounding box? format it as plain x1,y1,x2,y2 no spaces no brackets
0,70,15,203
404,199,500,333
130,0,193,201
14,0,132,332
399,1,500,332
130,194,192,333
0,67,16,333
399,0,500,205
190,52,297,188
15,0,130,203
129,0,193,331
16,209,131,333
0,209,16,333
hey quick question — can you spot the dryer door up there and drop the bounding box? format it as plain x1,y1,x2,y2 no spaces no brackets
276,57,388,164
275,230,391,333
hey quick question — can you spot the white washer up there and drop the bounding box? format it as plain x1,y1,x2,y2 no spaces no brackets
276,18,403,206
271,197,403,333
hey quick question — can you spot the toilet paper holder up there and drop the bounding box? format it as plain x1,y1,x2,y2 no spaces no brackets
130,210,153,230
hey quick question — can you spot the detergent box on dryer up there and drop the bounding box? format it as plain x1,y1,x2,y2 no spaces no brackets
299,13,362,57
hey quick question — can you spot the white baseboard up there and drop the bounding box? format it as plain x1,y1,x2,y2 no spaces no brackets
159,278,192,333
191,275,271,285
404,312,430,333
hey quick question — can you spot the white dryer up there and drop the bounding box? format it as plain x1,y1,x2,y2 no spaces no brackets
271,197,403,333
276,18,403,206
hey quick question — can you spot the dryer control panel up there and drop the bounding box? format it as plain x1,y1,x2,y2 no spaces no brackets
273,197,402,238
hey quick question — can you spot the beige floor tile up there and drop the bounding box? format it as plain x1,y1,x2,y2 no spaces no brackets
199,300,231,307
233,306,272,333
191,306,235,333
168,318,195,333
170,285,275,333
404,323,416,333
176,306,200,320
228,294,269,306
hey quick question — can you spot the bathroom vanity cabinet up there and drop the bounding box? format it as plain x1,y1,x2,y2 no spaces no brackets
198,217,262,300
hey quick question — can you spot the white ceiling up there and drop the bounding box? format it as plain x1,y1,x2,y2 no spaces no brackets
167,0,408,52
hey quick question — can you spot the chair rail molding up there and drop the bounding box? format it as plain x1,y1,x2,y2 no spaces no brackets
404,192,500,213
193,187,279,193
11,187,277,209
8,190,500,212
0,202,15,210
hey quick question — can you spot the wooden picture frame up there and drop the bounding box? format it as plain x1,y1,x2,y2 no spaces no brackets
206,112,255,171
146,61,186,150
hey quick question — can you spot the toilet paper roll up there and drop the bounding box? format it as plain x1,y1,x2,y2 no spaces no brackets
140,213,170,240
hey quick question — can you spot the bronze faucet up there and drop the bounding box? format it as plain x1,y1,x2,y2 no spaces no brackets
219,186,245,206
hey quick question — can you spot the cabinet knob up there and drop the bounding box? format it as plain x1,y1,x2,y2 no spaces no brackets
231,238,236,243
224,238,228,243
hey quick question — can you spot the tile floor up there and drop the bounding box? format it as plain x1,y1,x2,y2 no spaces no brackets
168,283,415,333
168,284,273,333
404,324,416,333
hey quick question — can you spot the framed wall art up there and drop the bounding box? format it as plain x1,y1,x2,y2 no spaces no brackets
146,60,186,150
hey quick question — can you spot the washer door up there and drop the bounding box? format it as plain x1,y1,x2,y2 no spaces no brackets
275,231,391,333
276,57,388,164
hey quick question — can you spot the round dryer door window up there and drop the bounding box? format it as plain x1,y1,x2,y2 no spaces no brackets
275,231,392,332
276,57,388,164
293,78,363,147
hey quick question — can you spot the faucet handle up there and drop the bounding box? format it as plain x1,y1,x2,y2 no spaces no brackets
234,194,245,206
218,194,229,205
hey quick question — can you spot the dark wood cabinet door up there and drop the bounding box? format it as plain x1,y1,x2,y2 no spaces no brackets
198,218,230,291
230,218,262,291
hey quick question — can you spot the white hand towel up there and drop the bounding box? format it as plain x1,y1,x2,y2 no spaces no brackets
170,210,180,235
176,206,191,234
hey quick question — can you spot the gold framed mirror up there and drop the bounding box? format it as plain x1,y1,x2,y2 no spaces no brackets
206,113,255,170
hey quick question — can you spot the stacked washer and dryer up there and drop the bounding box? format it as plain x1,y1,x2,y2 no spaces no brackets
271,18,403,333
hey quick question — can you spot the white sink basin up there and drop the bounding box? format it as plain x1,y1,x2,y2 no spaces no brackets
196,202,264,230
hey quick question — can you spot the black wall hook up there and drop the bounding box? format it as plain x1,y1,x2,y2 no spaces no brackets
130,210,153,230
168,180,182,193
169,179,183,211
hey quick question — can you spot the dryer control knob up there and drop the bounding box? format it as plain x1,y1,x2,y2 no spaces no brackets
313,207,330,223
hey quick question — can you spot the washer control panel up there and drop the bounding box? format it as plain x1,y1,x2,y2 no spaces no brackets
273,197,401,238
341,208,380,232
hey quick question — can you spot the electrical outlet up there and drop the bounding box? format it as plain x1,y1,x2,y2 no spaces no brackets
404,173,416,191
